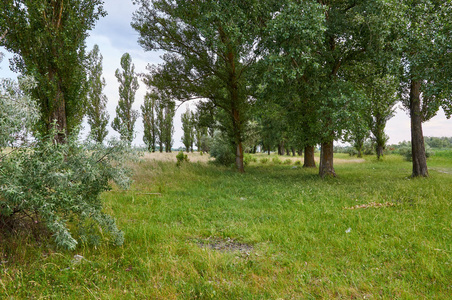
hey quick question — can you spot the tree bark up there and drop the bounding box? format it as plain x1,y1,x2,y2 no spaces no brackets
48,86,68,144
410,80,428,177
303,145,316,168
236,142,244,173
319,141,336,177
376,144,384,160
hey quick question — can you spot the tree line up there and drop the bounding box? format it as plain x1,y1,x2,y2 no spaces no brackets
1,0,451,178
132,0,452,177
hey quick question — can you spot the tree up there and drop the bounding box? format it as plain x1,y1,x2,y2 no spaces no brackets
181,105,195,152
368,75,398,160
260,0,393,177
148,89,175,153
0,0,106,143
393,1,452,177
86,44,109,144
162,100,175,152
112,53,139,144
141,92,157,152
132,0,266,173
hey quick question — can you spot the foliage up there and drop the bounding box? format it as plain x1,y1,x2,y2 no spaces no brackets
181,106,195,152
0,126,134,250
176,151,189,167
0,75,38,148
209,130,235,167
283,159,292,165
86,44,109,144
259,157,269,164
271,157,282,165
0,0,106,140
112,53,139,144
132,0,266,172
141,92,157,152
398,142,434,162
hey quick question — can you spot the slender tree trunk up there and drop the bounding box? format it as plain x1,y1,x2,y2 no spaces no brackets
267,149,270,155
298,148,303,156
48,87,68,143
376,144,384,160
319,141,336,177
291,147,295,157
285,148,290,156
357,149,362,158
232,107,244,173
410,80,428,177
236,142,244,173
303,145,316,168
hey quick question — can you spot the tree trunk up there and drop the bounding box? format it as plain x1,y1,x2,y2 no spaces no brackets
267,149,270,155
48,88,67,144
303,145,316,168
357,149,362,158
410,80,428,177
285,148,290,156
236,142,245,173
291,147,296,157
376,144,384,160
319,141,336,177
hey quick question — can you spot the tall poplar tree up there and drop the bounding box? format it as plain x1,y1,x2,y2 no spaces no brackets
181,106,195,152
112,53,139,144
0,0,105,142
141,92,157,152
86,44,109,144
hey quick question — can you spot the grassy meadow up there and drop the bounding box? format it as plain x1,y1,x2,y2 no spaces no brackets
1,152,451,299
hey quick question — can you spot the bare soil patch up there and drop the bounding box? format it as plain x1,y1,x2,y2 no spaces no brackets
196,237,253,254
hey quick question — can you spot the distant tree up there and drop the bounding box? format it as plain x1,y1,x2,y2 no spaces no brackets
368,75,398,160
181,106,195,152
149,89,175,153
86,44,109,144
162,100,175,152
0,0,106,143
112,53,139,144
141,92,157,152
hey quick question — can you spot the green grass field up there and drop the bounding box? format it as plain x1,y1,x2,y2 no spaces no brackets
1,153,451,299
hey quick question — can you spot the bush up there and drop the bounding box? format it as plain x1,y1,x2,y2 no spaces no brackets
294,160,302,165
243,154,257,166
176,151,189,167
260,158,269,164
209,131,235,166
272,157,282,164
283,159,292,165
399,144,434,161
0,130,134,250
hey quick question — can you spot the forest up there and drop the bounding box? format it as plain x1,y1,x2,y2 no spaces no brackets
0,0,451,298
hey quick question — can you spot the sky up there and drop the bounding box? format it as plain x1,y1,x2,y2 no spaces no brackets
1,0,451,148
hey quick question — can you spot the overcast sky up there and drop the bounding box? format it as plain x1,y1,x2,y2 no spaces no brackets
1,0,451,148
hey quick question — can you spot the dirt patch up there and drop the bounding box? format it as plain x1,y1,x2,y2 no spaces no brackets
431,168,452,175
343,202,396,210
196,237,253,254
142,152,213,163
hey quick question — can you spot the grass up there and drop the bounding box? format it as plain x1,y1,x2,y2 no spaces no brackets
1,153,451,299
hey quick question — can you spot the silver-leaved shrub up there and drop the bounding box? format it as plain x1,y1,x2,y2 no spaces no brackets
0,55,134,250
